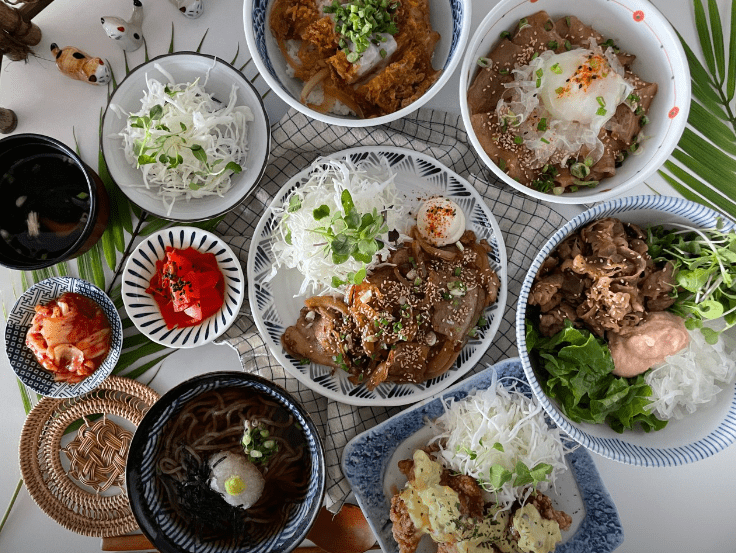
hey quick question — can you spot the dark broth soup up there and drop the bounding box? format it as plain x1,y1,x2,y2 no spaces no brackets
0,152,91,263
156,389,310,546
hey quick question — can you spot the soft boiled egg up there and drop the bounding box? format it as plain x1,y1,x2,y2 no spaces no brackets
417,197,466,247
538,49,631,130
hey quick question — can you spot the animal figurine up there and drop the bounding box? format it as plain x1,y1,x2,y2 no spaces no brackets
49,44,111,86
101,0,144,52
169,0,204,19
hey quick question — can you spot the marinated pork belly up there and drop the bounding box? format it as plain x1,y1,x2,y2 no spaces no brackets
281,228,499,389
468,11,657,192
25,292,112,383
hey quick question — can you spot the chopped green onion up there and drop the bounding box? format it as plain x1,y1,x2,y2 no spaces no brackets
596,96,606,107
514,135,523,144
596,107,607,116
551,63,562,74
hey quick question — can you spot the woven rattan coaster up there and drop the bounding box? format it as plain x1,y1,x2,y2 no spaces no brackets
19,376,160,537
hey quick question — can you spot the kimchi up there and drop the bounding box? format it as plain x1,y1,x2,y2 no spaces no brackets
25,292,112,383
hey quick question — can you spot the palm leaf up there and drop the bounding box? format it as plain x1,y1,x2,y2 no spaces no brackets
659,0,736,222
727,0,736,99
708,0,726,84
694,0,718,77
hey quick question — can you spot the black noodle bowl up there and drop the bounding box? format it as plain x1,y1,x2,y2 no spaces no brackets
126,372,326,553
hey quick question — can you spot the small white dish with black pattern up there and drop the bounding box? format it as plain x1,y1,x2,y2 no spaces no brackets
122,226,245,348
4,276,123,398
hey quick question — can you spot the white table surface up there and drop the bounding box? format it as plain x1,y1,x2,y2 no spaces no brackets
1,0,735,552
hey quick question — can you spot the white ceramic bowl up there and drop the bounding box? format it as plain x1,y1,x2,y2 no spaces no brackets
516,196,736,466
244,0,470,127
121,227,245,347
101,52,270,221
4,277,123,398
460,0,690,205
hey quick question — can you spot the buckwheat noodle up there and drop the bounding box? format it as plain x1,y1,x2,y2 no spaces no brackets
156,389,308,539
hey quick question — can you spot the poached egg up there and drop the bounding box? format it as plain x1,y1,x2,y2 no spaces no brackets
416,197,466,247
537,49,631,130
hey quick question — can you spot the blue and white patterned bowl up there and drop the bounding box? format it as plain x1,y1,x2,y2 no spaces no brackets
517,196,736,466
4,277,123,398
126,371,326,553
122,227,245,348
343,358,624,553
243,0,470,127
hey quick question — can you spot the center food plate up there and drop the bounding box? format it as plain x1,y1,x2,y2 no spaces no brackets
342,358,624,553
248,146,508,406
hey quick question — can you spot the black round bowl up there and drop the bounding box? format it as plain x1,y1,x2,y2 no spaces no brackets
0,133,109,270
126,371,326,553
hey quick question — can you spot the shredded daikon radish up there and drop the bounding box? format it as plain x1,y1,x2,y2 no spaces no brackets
116,66,253,216
269,157,403,296
428,372,569,513
645,324,736,420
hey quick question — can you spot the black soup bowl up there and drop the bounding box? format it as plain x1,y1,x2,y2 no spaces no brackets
126,371,326,553
0,133,109,270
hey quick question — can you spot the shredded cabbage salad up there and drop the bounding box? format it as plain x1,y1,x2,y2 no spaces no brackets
269,157,403,296
428,373,569,513
115,63,253,215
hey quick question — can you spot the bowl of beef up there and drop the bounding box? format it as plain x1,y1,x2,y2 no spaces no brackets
517,195,736,467
460,0,690,204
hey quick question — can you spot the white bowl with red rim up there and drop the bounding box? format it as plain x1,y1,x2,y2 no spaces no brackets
459,0,690,204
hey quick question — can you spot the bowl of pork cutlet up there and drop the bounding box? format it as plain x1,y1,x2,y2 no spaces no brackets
244,0,470,126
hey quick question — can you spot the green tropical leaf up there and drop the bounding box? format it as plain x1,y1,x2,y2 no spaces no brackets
695,0,718,77
169,23,175,54
661,160,736,214
708,0,726,84
661,1,736,222
197,29,209,53
727,0,736,99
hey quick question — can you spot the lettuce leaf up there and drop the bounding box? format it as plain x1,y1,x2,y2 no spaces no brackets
527,320,667,433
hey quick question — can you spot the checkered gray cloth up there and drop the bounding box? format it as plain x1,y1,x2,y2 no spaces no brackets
216,107,565,510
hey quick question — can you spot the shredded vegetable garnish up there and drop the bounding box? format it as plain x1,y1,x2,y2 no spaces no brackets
269,157,402,296
428,373,569,513
116,64,253,216
645,324,736,420
323,0,400,64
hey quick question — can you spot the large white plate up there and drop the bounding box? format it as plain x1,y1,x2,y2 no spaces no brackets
342,358,624,553
247,146,508,406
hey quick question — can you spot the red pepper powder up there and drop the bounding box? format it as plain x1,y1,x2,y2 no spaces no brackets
423,204,456,241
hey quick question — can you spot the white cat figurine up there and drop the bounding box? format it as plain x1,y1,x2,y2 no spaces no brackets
169,0,204,19
101,0,144,52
